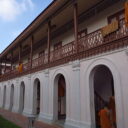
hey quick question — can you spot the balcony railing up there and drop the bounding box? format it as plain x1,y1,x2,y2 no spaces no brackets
50,41,76,62
1,18,128,82
78,18,128,52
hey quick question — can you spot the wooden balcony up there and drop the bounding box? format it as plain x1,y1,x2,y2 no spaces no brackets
0,18,128,82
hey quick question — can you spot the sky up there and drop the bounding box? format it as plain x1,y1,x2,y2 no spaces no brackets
0,0,53,53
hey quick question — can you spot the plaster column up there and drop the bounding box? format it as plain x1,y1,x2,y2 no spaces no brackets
5,82,10,110
1,84,5,108
12,79,20,113
66,60,81,128
39,69,52,122
23,75,33,115
0,84,3,108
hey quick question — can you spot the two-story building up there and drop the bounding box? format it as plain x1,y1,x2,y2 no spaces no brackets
0,0,128,128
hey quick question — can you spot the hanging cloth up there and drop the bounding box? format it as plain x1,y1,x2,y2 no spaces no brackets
101,20,118,37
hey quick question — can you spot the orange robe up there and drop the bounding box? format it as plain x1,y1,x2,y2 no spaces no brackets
99,109,112,128
18,64,23,73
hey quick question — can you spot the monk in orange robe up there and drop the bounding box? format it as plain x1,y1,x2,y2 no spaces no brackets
99,105,113,128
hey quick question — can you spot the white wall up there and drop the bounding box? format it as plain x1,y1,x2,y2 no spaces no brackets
0,47,128,128
0,1,127,128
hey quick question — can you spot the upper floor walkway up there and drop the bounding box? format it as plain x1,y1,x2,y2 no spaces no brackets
0,16,128,82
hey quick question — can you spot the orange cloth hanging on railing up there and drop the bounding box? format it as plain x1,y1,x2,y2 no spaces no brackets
101,20,118,37
125,2,128,27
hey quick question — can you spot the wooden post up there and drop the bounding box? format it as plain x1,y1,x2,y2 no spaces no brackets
19,44,22,65
11,51,13,70
30,36,34,68
47,20,51,63
4,60,6,73
0,60,2,75
73,1,78,53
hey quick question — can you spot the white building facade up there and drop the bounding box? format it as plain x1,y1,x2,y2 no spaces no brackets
0,0,128,128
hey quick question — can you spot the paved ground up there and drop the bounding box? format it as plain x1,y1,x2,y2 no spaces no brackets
0,108,62,128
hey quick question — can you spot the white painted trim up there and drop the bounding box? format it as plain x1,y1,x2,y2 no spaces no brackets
84,58,124,128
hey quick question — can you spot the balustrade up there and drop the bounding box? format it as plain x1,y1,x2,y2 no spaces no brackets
50,41,76,62
1,18,128,81
23,62,31,71
33,54,48,68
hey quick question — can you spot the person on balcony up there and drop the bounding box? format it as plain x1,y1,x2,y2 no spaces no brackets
17,62,23,73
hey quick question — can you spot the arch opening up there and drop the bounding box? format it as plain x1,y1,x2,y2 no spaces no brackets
33,78,40,115
90,65,117,128
19,82,25,113
54,74,66,121
10,84,14,111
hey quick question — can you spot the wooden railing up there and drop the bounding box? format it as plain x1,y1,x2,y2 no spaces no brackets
50,41,76,62
32,53,48,68
78,18,128,52
23,62,31,71
1,18,128,82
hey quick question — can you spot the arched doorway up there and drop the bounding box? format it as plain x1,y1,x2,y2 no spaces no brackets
19,82,25,113
3,86,6,108
10,84,14,111
54,74,66,121
91,65,116,128
33,78,40,115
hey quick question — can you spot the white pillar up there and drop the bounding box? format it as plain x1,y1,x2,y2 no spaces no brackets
0,84,3,108
5,82,10,110
23,75,33,115
66,60,81,128
12,79,20,113
39,69,52,122
0,83,4,108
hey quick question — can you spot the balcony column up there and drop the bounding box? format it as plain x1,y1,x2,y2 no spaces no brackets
19,44,22,64
30,36,34,68
4,60,6,73
73,1,78,53
11,51,13,70
47,20,51,63
0,60,2,75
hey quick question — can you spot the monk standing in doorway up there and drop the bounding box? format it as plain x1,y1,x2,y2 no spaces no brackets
99,103,113,128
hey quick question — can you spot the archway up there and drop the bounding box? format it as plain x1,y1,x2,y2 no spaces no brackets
10,84,14,111
19,82,25,113
33,78,40,115
3,86,6,108
54,74,66,121
90,65,116,128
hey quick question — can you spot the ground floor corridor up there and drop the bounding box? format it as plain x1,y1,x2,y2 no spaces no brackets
0,50,128,128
